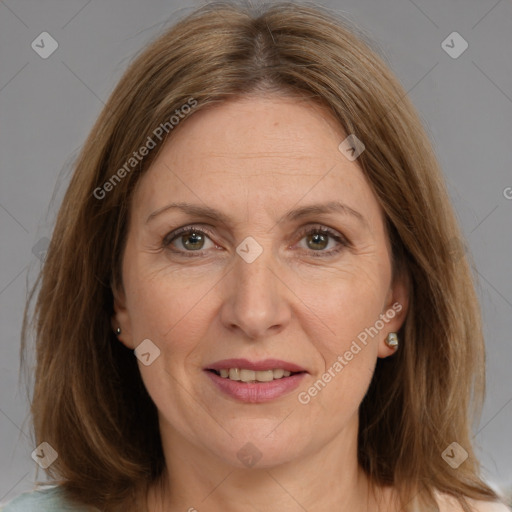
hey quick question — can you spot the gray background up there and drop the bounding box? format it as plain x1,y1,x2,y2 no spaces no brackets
1,0,511,505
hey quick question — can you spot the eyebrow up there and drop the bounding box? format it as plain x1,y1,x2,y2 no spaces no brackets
146,201,367,228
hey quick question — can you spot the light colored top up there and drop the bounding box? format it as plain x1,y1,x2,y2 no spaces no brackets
0,486,98,511
436,492,511,512
0,485,510,511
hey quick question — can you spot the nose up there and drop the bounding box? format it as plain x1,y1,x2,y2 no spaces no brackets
219,245,292,340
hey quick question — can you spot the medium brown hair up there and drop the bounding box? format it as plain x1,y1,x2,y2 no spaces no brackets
21,1,499,510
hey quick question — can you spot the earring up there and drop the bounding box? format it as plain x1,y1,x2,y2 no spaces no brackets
115,327,121,336
386,332,398,349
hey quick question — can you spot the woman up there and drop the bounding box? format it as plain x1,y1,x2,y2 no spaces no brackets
4,2,510,511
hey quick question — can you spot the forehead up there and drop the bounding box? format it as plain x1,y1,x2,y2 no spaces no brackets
158,95,347,170
132,95,382,225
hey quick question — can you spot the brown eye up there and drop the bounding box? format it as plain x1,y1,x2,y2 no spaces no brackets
163,227,216,255
178,231,206,250
296,226,349,257
305,232,329,251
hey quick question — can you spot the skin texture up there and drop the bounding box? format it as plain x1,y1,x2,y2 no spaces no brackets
113,95,409,511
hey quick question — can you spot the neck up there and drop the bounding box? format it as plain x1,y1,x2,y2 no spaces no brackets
147,415,393,512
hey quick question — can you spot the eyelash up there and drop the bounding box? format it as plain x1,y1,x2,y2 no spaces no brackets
162,224,350,258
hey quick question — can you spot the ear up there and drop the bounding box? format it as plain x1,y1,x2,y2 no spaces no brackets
377,269,409,359
111,282,134,350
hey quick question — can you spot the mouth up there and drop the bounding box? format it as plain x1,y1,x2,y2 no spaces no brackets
204,358,308,403
206,368,305,382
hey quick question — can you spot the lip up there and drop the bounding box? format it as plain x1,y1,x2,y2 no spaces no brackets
205,358,307,373
205,370,306,403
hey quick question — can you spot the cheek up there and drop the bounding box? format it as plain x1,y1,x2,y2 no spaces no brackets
294,261,390,353
296,275,382,423
124,253,206,338
123,260,219,389
123,269,208,402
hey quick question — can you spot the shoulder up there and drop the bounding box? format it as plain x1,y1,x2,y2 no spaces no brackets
464,500,512,512
0,485,99,512
435,491,511,512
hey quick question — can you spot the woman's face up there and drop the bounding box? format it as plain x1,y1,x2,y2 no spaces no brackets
114,95,408,469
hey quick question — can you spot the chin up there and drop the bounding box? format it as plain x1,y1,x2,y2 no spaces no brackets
207,425,306,469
